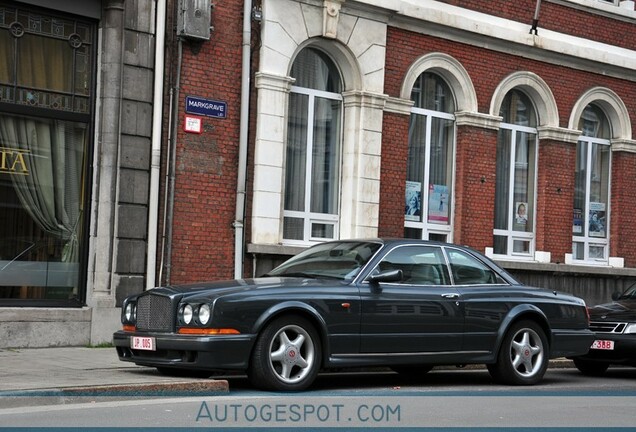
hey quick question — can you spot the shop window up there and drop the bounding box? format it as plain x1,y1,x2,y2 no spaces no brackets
572,104,611,264
404,73,455,243
493,90,538,259
0,3,94,305
283,48,343,244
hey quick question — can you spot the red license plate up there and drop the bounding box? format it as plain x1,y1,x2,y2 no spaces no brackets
131,336,155,351
591,339,614,350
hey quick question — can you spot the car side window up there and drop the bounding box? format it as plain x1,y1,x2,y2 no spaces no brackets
446,249,500,285
377,245,450,285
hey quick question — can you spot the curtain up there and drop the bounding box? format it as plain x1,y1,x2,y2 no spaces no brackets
0,115,84,262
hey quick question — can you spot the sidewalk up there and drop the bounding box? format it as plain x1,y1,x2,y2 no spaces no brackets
0,346,574,396
0,347,229,396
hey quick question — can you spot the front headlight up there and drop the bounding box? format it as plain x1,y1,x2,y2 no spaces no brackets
182,304,193,325
624,323,636,334
124,302,136,323
198,304,211,325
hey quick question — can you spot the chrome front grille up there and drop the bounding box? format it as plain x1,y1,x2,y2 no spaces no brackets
590,321,627,334
136,293,174,332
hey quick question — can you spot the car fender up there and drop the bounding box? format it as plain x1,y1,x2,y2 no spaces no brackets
492,303,551,359
251,301,331,356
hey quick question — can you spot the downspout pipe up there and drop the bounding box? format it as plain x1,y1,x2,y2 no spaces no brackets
234,0,253,279
530,0,541,35
146,0,167,289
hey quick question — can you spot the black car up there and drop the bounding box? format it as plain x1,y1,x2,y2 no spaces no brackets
114,239,593,390
572,283,636,375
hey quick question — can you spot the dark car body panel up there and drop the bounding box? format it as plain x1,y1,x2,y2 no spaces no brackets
572,297,636,367
114,239,594,374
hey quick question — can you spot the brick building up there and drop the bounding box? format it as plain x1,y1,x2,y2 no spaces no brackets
1,0,635,347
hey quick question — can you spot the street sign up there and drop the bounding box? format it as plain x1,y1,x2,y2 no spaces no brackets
185,95,227,119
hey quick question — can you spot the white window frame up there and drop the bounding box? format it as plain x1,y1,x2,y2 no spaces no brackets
283,85,343,246
404,107,456,243
572,135,612,264
492,122,538,260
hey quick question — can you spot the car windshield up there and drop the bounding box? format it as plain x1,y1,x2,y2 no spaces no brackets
618,283,636,300
266,241,382,281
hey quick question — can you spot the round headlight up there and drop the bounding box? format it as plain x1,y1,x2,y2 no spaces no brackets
182,304,193,325
198,304,211,325
125,303,134,322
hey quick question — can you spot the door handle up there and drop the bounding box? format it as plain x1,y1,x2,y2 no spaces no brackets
441,293,460,299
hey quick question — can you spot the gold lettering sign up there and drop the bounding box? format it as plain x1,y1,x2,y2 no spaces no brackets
0,147,30,175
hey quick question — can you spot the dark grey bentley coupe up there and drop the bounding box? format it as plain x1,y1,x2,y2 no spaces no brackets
113,239,593,390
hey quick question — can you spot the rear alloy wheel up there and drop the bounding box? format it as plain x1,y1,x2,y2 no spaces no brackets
488,320,549,385
248,315,321,391
573,358,609,376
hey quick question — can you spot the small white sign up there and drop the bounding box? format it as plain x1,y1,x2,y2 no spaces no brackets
184,115,202,134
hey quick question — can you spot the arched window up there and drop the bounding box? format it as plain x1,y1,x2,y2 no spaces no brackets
404,72,456,242
283,48,343,243
572,104,611,263
493,90,538,258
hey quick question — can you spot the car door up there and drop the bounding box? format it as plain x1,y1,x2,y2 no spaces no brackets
445,247,514,352
359,244,463,354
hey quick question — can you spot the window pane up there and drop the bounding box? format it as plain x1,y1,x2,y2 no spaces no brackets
513,131,535,233
494,235,507,255
310,97,341,215
494,129,512,230
447,249,498,285
404,227,422,239
283,217,304,240
290,49,341,92
573,140,587,237
0,114,87,300
311,223,334,239
411,72,455,112
428,117,453,225
284,93,308,212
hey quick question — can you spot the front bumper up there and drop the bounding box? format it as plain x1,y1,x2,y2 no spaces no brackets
113,330,257,371
572,333,636,366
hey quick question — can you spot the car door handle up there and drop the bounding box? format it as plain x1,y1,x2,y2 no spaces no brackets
441,293,460,299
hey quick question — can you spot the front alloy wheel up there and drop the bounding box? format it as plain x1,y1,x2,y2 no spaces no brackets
488,320,549,385
248,315,321,391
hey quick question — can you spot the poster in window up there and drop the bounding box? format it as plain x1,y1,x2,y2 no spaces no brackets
428,184,449,223
515,202,528,226
573,208,582,234
405,181,421,221
589,202,606,237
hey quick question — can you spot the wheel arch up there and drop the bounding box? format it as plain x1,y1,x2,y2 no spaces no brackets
492,304,552,361
250,301,330,365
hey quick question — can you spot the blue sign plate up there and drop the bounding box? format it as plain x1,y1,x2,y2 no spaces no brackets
185,96,227,119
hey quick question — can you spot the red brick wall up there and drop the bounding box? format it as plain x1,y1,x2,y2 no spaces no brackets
436,0,635,50
611,152,636,265
166,0,244,283
384,26,636,264
535,140,577,263
453,126,498,250
379,112,410,237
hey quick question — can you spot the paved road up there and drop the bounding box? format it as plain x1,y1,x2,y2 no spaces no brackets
1,367,635,429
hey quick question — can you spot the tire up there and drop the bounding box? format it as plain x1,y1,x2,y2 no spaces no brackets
573,358,609,376
248,315,321,391
488,320,549,385
156,367,212,378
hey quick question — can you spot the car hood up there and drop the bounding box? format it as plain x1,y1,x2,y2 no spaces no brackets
145,277,348,301
589,300,636,321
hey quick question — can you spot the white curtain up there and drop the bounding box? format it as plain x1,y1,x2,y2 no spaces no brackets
0,116,84,262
